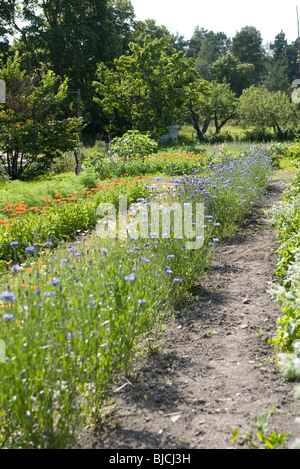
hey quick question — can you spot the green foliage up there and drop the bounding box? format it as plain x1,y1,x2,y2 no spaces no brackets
268,169,300,378
231,26,266,80
232,414,289,449
211,54,255,96
0,53,81,179
109,130,158,159
93,36,198,136
236,85,296,133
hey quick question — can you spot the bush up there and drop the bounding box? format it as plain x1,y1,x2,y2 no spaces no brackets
241,129,273,143
207,131,234,144
109,130,158,159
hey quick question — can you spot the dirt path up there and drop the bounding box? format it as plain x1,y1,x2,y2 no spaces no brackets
76,178,300,450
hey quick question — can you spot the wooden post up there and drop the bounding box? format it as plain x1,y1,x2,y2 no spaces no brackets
77,89,83,143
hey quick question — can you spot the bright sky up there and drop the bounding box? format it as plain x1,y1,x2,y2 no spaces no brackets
130,0,300,46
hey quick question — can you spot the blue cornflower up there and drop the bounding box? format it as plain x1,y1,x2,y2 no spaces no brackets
3,313,15,321
49,278,60,286
167,255,175,259
140,257,150,263
25,246,35,253
10,241,19,247
0,291,17,302
125,274,135,282
44,241,53,247
138,299,146,305
173,278,182,283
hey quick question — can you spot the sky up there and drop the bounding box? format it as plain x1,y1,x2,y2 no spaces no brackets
130,0,300,46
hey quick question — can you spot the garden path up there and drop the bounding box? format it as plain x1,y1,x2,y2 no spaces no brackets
76,177,300,449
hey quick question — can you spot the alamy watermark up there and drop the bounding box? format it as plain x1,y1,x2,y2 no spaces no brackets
96,196,205,250
0,80,5,104
292,79,300,103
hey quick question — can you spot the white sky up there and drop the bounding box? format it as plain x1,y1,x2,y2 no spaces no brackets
130,0,300,46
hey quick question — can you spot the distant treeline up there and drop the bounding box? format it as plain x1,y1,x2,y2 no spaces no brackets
0,1,299,139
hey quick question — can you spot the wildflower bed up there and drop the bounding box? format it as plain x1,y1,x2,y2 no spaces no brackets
0,147,272,448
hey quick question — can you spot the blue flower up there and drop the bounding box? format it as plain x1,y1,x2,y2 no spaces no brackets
138,299,146,305
3,313,15,321
10,264,20,272
44,241,53,247
10,241,18,247
167,255,175,260
140,257,150,263
49,278,61,286
173,278,182,283
0,291,17,302
25,246,35,253
125,274,135,282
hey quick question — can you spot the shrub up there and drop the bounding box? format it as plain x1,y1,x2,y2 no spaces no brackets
109,130,158,159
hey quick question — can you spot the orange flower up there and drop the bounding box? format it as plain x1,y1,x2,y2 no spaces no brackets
54,194,62,199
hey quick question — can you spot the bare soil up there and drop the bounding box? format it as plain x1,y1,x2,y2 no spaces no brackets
76,178,300,450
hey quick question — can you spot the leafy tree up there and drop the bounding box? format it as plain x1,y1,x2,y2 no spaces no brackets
195,31,230,80
207,81,237,134
236,85,295,133
231,26,266,81
0,0,125,135
211,54,255,96
270,31,288,61
263,31,289,92
184,80,236,139
131,19,172,46
93,36,198,137
183,77,211,141
0,53,81,179
186,26,208,59
109,0,136,55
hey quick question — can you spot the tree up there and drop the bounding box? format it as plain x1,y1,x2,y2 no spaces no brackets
263,31,289,92
183,78,211,141
131,19,172,46
183,80,236,140
231,26,266,81
93,36,198,137
0,53,81,179
186,26,208,59
236,85,295,133
195,31,230,81
108,0,136,55
211,54,255,96
0,0,125,134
